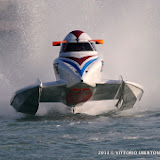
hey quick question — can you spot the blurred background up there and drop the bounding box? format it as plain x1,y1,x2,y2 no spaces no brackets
0,0,160,115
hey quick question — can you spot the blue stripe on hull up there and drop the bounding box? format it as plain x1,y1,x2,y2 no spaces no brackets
61,58,98,76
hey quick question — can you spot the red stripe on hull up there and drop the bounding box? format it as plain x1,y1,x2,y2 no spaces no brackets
65,56,92,65
70,30,84,38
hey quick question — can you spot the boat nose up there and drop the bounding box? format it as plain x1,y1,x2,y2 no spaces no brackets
80,73,96,87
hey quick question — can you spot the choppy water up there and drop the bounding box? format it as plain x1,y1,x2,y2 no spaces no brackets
1,0,160,159
1,107,160,160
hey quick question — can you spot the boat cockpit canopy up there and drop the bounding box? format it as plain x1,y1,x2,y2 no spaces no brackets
60,42,96,52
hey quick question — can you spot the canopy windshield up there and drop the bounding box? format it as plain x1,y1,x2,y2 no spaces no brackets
61,42,94,52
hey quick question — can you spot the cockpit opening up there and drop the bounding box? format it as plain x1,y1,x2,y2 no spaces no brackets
60,42,96,52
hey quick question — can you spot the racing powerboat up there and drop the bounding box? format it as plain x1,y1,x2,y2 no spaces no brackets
10,30,144,115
